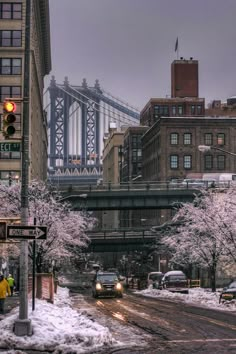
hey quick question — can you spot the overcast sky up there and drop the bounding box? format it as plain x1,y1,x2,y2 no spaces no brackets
48,0,236,110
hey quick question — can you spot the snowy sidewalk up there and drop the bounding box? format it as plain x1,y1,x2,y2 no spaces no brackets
0,287,118,353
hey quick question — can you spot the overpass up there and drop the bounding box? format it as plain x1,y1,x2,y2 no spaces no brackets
59,182,201,211
83,228,157,252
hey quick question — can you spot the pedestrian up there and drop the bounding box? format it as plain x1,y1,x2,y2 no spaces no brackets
0,274,11,315
7,274,15,296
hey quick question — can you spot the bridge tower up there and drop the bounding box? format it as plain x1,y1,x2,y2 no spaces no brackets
49,76,102,171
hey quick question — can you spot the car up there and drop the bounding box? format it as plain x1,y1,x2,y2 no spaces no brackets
219,280,236,303
92,272,123,298
160,270,189,294
147,272,164,288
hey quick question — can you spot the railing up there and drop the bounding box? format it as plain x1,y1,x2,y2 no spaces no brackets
86,229,157,239
58,180,234,193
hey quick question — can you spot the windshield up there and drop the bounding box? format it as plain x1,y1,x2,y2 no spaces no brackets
168,275,186,281
149,274,163,281
97,274,118,282
228,281,236,289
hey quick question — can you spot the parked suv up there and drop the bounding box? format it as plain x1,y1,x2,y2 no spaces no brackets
160,270,189,294
92,272,123,298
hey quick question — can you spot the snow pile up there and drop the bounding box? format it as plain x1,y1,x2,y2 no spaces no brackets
0,287,115,353
138,287,236,311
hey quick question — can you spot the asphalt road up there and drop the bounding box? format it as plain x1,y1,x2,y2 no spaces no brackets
70,288,236,354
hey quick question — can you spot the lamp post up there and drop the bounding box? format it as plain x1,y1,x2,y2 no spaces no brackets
198,145,236,157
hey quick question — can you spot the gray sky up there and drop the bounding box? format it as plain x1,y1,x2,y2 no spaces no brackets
48,0,236,110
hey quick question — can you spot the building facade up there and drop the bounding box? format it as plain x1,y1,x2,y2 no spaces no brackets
140,97,205,127
121,126,148,183
171,58,198,98
142,116,236,182
0,0,51,185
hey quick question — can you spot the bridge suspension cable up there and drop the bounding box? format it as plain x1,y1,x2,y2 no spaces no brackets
100,86,140,113
56,84,139,126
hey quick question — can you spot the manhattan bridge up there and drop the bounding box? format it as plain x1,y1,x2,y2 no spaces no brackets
44,76,140,185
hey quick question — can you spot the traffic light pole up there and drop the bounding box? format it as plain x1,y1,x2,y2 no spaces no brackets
14,0,32,336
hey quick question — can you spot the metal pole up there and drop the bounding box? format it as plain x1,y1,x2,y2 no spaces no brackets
32,217,36,311
14,0,32,336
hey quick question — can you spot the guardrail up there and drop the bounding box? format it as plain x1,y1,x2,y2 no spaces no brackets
58,180,233,193
87,230,156,239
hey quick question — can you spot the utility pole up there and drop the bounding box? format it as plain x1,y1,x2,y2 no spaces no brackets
14,0,32,336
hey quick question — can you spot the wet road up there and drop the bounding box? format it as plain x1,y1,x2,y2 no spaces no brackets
70,289,236,354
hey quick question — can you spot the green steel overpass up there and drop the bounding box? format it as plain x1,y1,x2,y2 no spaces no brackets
59,182,201,211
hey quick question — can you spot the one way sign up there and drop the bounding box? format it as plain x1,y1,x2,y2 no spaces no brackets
7,225,47,240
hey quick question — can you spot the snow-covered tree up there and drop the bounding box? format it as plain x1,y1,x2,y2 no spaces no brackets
163,187,236,291
0,181,93,272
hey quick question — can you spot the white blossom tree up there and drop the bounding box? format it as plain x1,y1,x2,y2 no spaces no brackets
163,187,236,291
0,181,93,272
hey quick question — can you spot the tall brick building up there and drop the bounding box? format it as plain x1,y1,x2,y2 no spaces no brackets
0,0,51,185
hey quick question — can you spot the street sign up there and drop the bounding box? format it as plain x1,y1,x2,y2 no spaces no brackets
7,225,47,240
0,142,21,152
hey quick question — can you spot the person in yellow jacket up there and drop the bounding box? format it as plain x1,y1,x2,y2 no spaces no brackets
7,274,15,296
0,274,11,314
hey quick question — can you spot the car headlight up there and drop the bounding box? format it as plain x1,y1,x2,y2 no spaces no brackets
96,283,102,290
116,282,122,290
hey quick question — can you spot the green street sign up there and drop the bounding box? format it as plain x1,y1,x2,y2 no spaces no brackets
0,142,21,152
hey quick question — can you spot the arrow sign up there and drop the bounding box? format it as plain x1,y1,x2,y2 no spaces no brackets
7,225,47,240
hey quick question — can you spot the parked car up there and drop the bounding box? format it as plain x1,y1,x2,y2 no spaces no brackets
92,272,123,298
147,272,164,288
160,270,189,294
219,280,236,303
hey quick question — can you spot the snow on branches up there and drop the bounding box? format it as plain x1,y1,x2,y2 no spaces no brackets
162,187,236,291
0,181,94,272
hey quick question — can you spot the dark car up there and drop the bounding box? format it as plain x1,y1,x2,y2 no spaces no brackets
92,272,123,298
219,281,236,303
160,270,189,294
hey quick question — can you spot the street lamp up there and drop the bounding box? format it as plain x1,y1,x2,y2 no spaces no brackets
198,145,236,157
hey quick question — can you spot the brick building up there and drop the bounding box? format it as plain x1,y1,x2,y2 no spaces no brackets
142,116,236,182
171,58,198,98
140,97,205,127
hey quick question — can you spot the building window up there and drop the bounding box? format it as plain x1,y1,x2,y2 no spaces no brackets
0,170,20,186
170,155,178,169
204,155,213,169
217,155,225,170
184,155,192,169
0,30,21,47
197,105,202,115
0,151,20,159
191,105,195,115
0,58,21,75
178,105,183,115
172,106,176,116
0,86,21,101
204,133,213,146
217,133,225,146
184,133,192,145
154,105,169,117
0,3,22,19
170,133,178,145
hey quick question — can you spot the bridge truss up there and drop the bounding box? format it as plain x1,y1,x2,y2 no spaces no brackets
45,76,140,184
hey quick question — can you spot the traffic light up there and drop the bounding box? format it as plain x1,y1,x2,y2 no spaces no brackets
2,100,17,138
